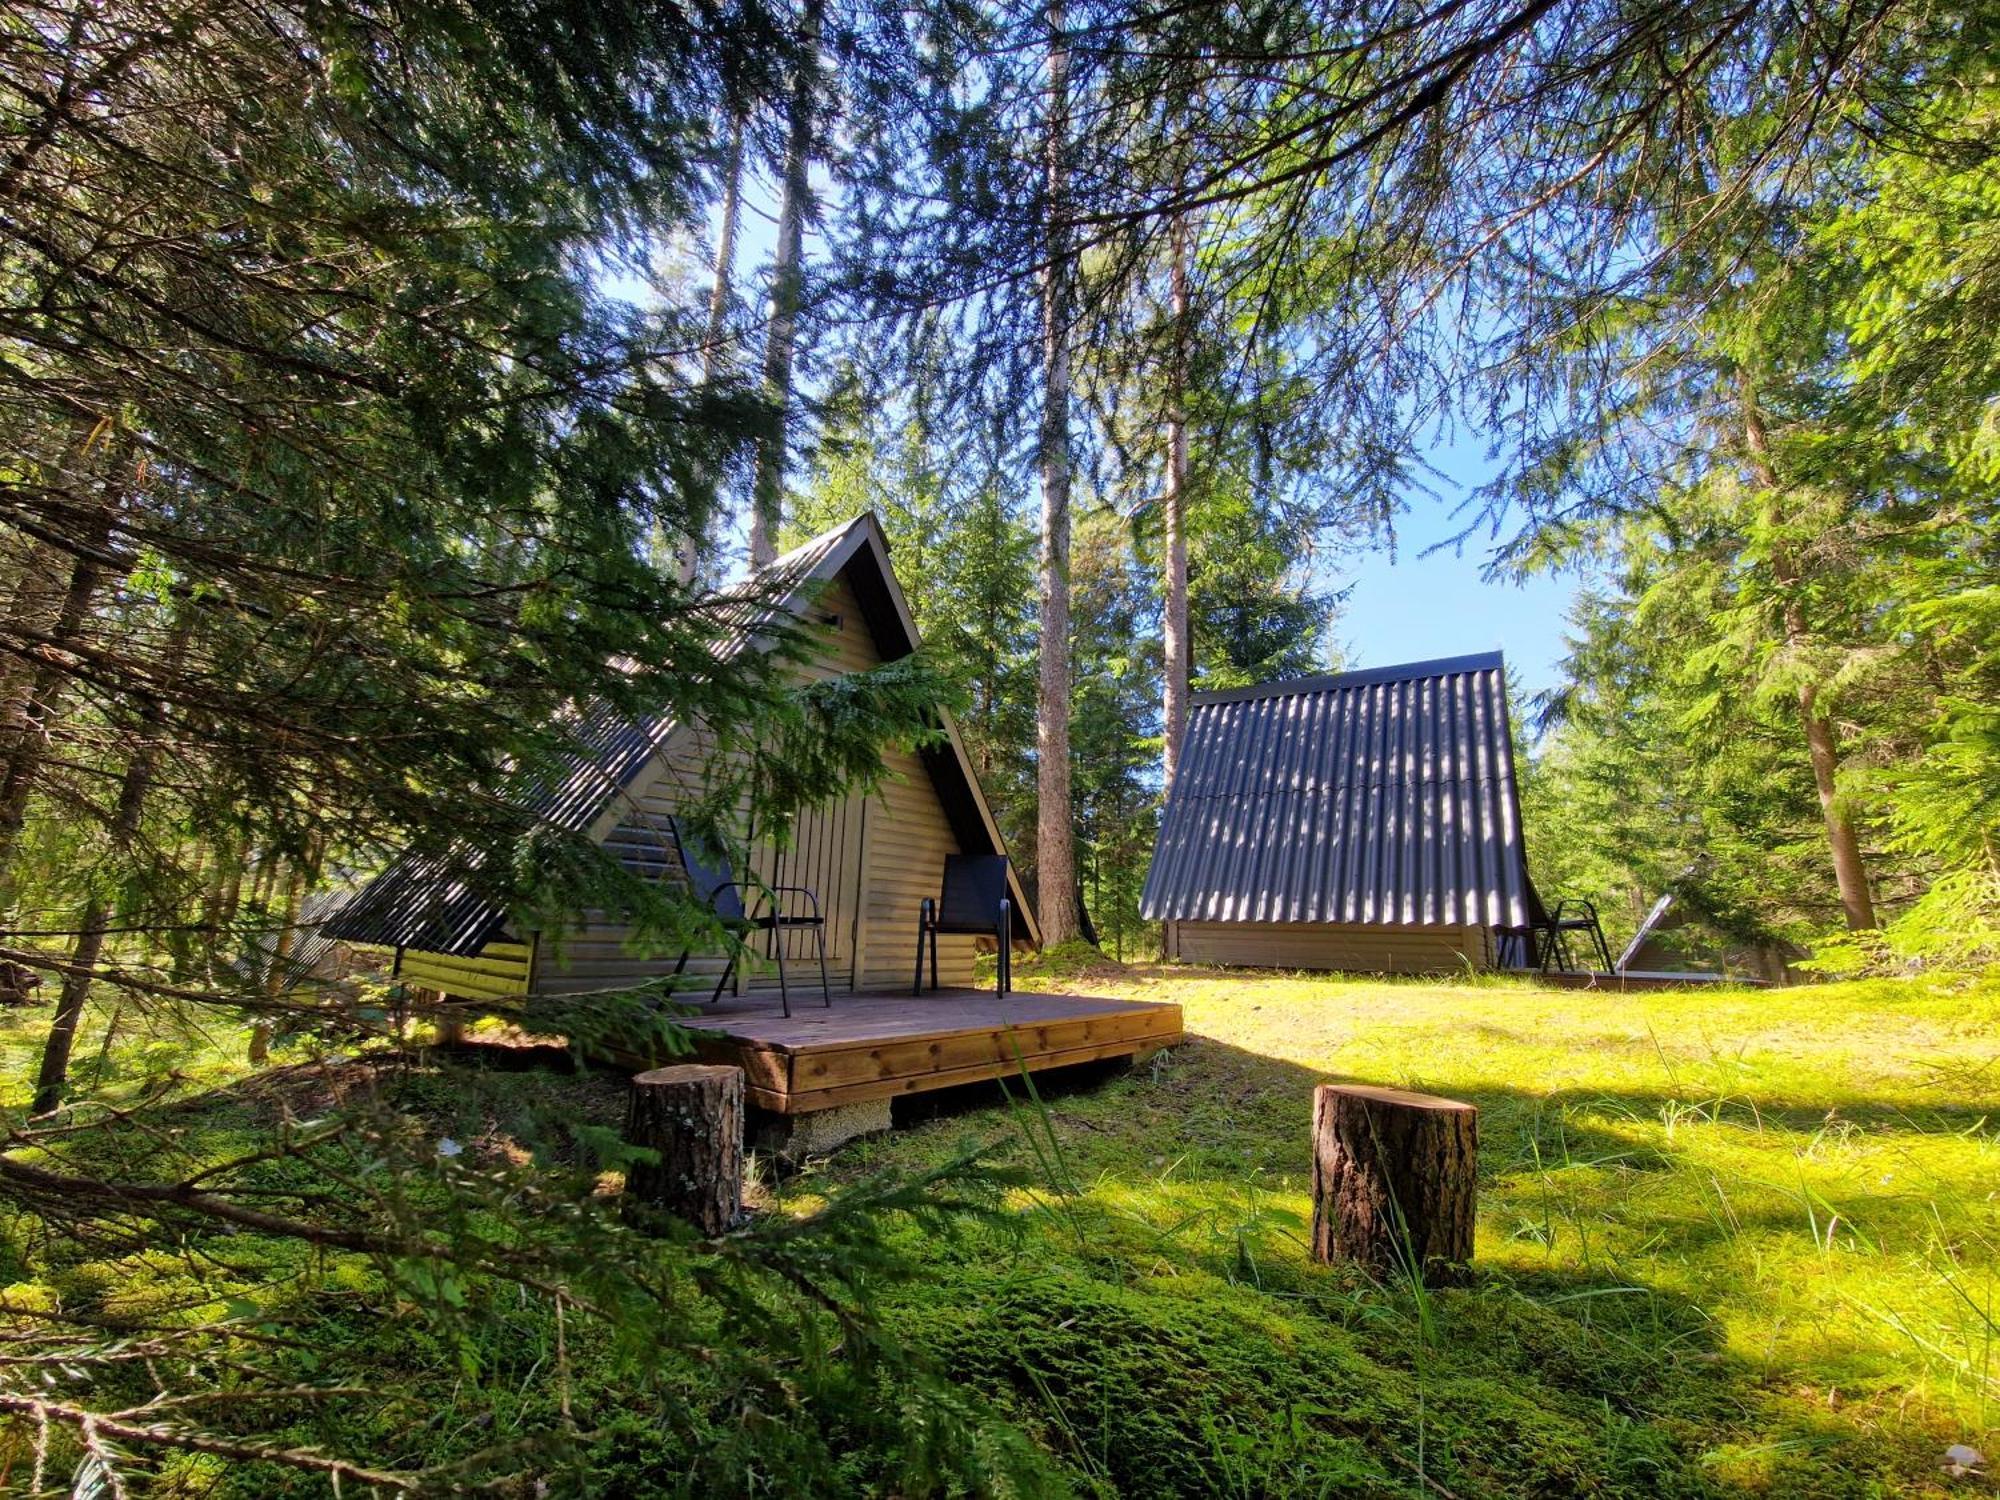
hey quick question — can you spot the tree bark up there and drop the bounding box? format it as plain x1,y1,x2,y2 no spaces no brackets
31,609,184,1114
1034,2,1080,947
1161,212,1192,793
703,113,746,389
31,901,107,1117
1741,393,1875,930
0,539,104,872
683,109,747,586
623,1064,745,1235
249,855,309,1065
1311,1083,1476,1280
747,0,823,570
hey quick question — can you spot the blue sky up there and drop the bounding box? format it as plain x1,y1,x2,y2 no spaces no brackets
1329,439,1583,705
607,228,1588,707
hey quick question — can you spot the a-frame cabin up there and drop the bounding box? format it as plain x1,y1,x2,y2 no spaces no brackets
325,514,1180,1121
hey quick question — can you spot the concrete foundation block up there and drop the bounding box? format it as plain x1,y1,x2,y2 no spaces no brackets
750,1096,893,1160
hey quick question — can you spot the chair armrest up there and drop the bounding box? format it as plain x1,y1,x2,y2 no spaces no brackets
761,884,823,919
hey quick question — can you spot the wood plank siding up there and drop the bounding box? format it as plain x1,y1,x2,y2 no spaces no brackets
535,571,977,999
1165,920,1493,974
393,939,532,1001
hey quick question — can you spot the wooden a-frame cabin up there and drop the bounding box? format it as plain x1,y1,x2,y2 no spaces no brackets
325,514,1181,1122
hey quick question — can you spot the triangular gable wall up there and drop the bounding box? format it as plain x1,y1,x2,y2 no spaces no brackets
325,513,1038,1005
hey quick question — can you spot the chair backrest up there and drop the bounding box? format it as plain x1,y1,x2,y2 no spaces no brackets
670,818,744,923
938,854,1011,932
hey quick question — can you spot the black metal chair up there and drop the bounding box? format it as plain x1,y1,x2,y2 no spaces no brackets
667,818,831,1017
914,854,1014,997
1538,898,1615,975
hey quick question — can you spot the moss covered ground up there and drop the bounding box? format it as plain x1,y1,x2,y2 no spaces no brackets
786,964,2000,1497
1,966,1994,1496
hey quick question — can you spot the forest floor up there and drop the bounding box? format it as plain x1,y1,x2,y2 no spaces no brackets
2,964,1995,1496
783,961,2000,1497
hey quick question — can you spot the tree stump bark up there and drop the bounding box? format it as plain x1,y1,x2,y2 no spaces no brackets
624,1064,745,1236
1311,1083,1476,1281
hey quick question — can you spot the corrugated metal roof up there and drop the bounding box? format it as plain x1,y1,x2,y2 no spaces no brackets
322,518,870,954
1140,652,1539,929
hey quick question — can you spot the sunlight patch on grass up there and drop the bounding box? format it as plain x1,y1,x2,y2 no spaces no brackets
792,965,2000,1493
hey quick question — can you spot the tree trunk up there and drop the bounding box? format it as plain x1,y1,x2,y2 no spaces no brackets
31,899,107,1117
1161,213,1192,793
1741,392,1875,930
249,856,309,1065
703,112,746,388
683,109,747,585
1034,2,1080,947
623,1064,745,1235
0,540,103,872
1797,681,1875,930
747,0,823,570
1310,1083,1477,1280
216,832,251,930
30,609,182,1113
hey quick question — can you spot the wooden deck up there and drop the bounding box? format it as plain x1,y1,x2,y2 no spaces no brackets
1535,969,1769,992
682,988,1184,1114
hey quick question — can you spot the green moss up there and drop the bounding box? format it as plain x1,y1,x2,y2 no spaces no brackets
7,970,1995,1495
788,968,2000,1496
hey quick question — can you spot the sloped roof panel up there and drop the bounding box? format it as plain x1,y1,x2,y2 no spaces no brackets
326,514,1039,956
1140,653,1537,930
326,517,876,955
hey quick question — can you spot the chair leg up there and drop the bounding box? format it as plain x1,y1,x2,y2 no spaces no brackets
815,923,831,1008
998,899,1011,996
774,929,791,1018
709,948,737,1006
929,922,939,992
913,899,932,996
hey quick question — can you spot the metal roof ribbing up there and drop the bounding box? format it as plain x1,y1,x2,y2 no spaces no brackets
1139,653,1537,929
321,519,868,955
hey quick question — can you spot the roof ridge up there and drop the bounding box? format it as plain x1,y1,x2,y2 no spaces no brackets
1189,651,1506,706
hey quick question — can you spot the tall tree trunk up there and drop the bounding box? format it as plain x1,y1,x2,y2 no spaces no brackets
213,831,252,963
34,736,161,1120
703,113,746,387
1742,393,1875,930
0,535,50,741
683,110,747,586
747,0,823,569
32,898,107,1116
249,853,311,1065
1035,3,1080,946
29,603,180,1114
0,540,104,873
1161,213,1192,793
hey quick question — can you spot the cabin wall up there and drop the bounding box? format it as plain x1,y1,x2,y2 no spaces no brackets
373,939,533,1002
535,569,974,999
1164,920,1493,974
858,737,976,990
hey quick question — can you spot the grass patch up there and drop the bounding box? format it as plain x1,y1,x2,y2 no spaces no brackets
2,969,1995,1494
792,967,2000,1496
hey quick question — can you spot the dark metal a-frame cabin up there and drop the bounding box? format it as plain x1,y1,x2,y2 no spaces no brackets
1141,653,1547,974
326,514,1181,1117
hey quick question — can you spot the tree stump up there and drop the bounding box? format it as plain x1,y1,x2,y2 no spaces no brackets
624,1064,745,1235
1310,1083,1476,1281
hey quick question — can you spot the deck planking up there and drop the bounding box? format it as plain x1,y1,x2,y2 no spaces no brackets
1534,969,1768,991
680,987,1183,1113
